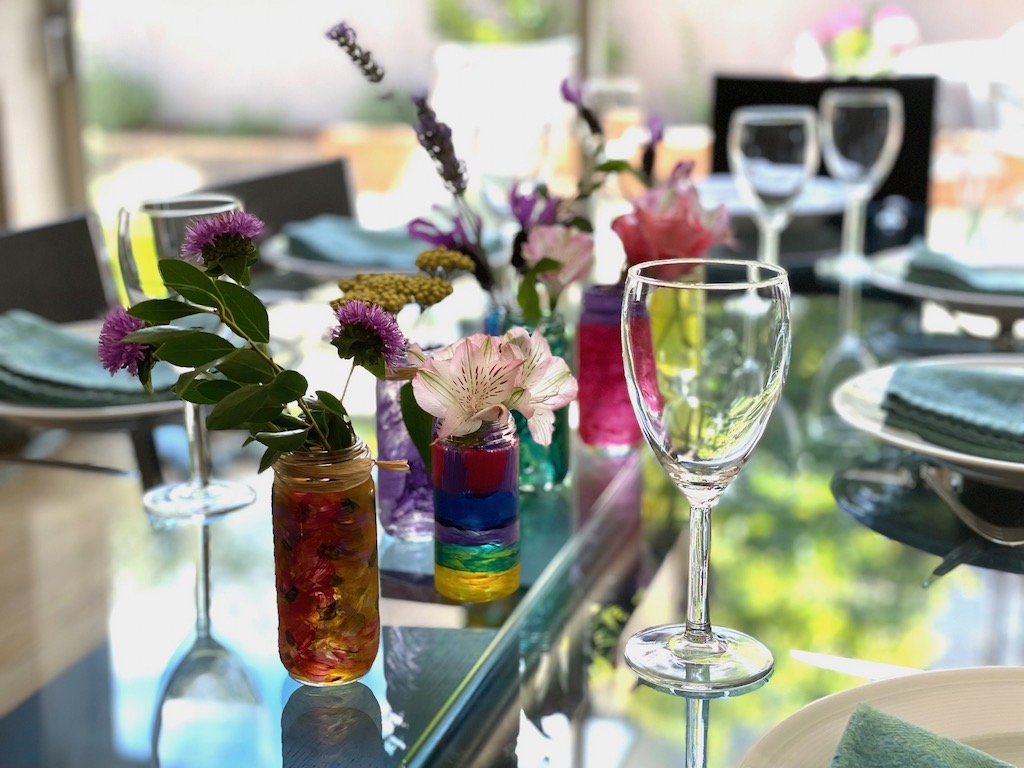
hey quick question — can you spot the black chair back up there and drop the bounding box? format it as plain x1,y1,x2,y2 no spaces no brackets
204,158,355,238
0,213,111,323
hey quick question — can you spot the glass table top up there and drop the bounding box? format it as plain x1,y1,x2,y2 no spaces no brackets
2,294,1023,767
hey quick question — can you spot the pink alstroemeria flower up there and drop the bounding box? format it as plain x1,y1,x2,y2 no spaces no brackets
411,334,525,440
503,326,578,446
612,162,732,270
522,224,595,309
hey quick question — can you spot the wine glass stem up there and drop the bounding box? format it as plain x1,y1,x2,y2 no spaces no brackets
185,402,212,489
195,524,212,639
757,223,781,267
840,197,868,260
686,698,710,768
686,501,714,641
838,276,863,340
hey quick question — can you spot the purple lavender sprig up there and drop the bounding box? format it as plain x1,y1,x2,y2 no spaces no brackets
326,22,384,83
412,94,468,196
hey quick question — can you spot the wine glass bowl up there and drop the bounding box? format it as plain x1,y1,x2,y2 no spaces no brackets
116,192,257,525
727,106,820,266
621,258,792,696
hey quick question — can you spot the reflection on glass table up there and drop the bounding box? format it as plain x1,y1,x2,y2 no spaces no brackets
6,295,1024,766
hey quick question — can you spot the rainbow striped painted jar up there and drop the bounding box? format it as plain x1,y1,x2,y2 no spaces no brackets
432,419,520,602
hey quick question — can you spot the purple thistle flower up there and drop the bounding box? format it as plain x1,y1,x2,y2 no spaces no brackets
98,306,152,377
412,94,468,196
326,21,384,83
180,210,264,285
331,300,407,374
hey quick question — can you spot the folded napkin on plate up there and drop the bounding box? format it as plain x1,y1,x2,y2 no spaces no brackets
882,363,1024,462
282,215,423,269
0,310,176,407
832,703,1012,767
905,240,1024,295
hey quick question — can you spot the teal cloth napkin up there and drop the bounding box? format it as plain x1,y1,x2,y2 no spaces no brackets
882,364,1024,462
0,310,176,407
906,239,1024,295
282,215,423,269
832,703,1013,767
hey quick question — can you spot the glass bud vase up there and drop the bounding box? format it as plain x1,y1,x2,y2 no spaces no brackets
433,419,520,602
375,375,433,541
577,284,642,452
271,441,380,686
506,312,571,490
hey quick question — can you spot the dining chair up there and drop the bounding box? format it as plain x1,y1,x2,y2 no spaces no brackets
0,212,170,488
197,157,357,298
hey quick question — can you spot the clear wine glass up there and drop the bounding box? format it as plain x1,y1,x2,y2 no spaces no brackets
621,258,792,697
727,105,820,266
809,88,904,439
117,193,257,525
151,528,264,768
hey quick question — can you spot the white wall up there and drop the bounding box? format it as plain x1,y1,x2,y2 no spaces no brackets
0,0,71,226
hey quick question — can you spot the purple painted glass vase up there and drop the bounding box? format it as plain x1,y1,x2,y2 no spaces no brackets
375,376,433,541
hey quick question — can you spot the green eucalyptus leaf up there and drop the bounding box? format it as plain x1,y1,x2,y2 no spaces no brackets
218,282,270,343
206,383,271,430
123,325,202,344
258,446,282,473
314,390,349,419
127,299,208,325
531,257,562,274
214,348,276,384
158,260,225,310
253,427,309,452
400,381,434,474
267,370,308,405
194,379,241,402
155,332,237,368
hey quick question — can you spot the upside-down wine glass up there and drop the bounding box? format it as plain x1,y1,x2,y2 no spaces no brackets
117,193,257,525
727,105,820,267
809,88,904,436
621,258,792,696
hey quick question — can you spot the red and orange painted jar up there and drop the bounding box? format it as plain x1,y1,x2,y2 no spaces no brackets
271,441,380,686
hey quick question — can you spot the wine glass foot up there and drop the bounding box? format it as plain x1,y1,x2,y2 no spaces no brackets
624,624,774,698
144,480,256,528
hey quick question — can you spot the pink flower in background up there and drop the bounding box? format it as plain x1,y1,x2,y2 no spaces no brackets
611,162,732,270
522,224,595,307
813,4,864,44
870,4,920,53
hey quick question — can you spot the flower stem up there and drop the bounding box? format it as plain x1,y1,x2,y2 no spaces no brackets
217,308,331,449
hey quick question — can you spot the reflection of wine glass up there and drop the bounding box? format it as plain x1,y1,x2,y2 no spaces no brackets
810,89,904,439
151,528,264,768
117,194,256,525
727,106,820,266
621,259,792,696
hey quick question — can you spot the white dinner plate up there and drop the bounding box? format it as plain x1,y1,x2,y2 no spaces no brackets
0,397,182,430
740,666,1024,767
831,354,1024,489
696,174,847,218
869,246,1024,325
